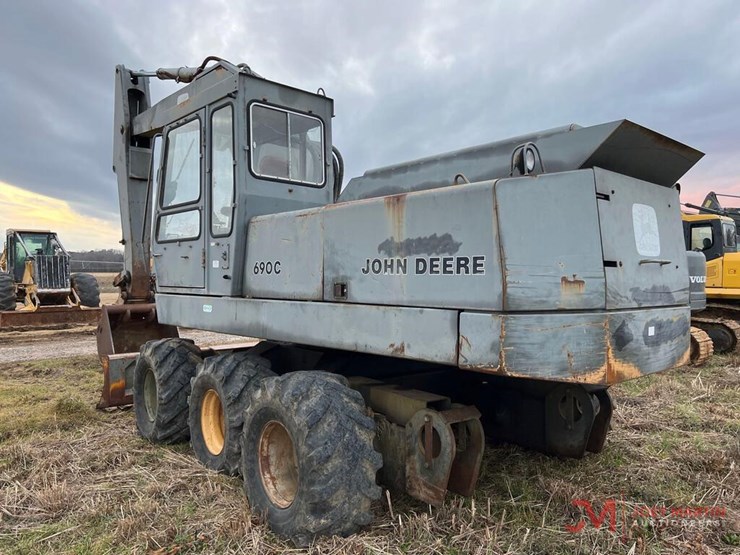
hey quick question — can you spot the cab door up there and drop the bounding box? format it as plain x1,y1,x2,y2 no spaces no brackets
205,103,237,295
687,221,723,287
152,112,206,289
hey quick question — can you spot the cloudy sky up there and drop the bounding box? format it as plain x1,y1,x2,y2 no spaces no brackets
1,0,738,250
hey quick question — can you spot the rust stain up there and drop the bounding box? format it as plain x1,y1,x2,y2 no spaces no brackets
108,378,127,397
384,194,407,246
561,274,586,294
602,319,642,384
388,342,406,356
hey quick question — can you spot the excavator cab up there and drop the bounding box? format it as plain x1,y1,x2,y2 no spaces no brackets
98,58,336,407
682,214,740,289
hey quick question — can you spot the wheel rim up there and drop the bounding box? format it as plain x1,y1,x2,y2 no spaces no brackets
258,420,299,509
201,389,226,455
143,369,158,422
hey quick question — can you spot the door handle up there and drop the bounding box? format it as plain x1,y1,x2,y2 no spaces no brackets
639,259,671,266
152,253,163,258
180,255,189,259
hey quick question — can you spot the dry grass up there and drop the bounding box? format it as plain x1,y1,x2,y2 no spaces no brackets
0,355,737,554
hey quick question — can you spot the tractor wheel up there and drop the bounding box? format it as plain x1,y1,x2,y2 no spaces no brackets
134,338,202,443
71,273,100,307
0,273,15,311
188,352,274,475
240,371,382,546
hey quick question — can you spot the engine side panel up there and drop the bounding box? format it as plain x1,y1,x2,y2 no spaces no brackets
495,170,606,311
596,169,689,309
323,181,503,310
245,207,324,300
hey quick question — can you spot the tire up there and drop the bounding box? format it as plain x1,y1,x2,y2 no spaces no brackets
240,371,382,546
134,338,202,443
188,352,275,475
0,273,15,311
71,272,100,307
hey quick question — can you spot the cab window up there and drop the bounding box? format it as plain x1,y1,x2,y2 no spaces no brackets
161,118,201,208
157,117,202,242
211,105,234,236
722,222,737,251
690,225,713,251
250,104,324,186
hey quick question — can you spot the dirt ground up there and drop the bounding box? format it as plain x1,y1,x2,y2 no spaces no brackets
0,324,249,364
0,283,249,363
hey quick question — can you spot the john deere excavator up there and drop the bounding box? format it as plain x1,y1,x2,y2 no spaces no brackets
0,229,101,328
97,56,704,544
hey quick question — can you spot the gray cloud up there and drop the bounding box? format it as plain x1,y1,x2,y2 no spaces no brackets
1,0,738,231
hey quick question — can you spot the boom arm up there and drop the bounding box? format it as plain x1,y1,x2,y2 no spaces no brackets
112,65,154,303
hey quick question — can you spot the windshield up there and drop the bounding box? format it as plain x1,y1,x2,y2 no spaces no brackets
18,233,54,256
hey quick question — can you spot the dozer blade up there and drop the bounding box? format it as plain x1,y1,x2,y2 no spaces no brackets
96,303,178,408
0,306,100,330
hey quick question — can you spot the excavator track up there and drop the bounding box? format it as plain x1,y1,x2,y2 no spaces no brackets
691,317,740,355
689,326,714,366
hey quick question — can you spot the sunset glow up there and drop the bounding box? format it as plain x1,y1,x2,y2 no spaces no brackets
0,181,120,251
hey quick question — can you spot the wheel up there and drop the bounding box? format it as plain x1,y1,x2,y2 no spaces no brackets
240,371,382,546
188,352,275,475
71,272,100,307
0,272,15,311
134,338,202,443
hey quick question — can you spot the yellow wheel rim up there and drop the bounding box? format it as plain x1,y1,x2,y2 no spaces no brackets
259,421,299,508
201,389,225,455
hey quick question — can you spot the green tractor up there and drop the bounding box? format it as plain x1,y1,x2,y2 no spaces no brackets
0,229,100,325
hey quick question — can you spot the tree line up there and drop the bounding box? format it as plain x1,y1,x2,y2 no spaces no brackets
68,249,124,273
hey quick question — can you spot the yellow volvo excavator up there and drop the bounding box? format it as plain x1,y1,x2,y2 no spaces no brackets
682,210,740,353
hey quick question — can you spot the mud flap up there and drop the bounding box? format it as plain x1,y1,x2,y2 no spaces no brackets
96,303,178,408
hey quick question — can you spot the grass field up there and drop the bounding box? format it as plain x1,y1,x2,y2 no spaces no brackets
0,354,737,554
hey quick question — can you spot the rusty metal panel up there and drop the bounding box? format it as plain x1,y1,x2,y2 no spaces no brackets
459,312,502,369
495,170,606,311
596,168,689,309
458,306,690,384
156,293,459,364
323,181,503,310
459,311,608,381
245,207,324,300
98,353,137,408
606,306,690,381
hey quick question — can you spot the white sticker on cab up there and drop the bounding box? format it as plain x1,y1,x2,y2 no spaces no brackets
212,260,220,268
203,304,213,313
